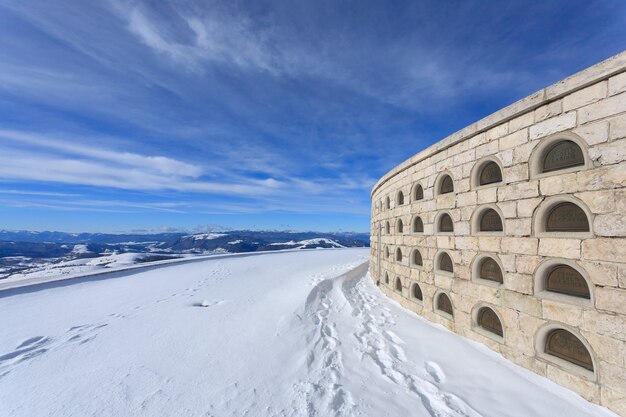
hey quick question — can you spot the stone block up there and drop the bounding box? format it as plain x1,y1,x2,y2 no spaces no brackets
577,164,626,191
476,187,497,204
501,237,538,255
546,365,600,402
582,310,626,341
601,386,626,417
578,92,626,124
579,260,619,287
529,112,576,140
593,213,626,237
582,238,626,262
610,117,626,140
509,112,534,132
595,287,626,315
504,218,532,237
541,299,583,326
515,255,541,274
502,163,529,183
538,238,581,259
580,331,625,367
505,273,533,295
534,100,563,122
498,181,539,201
456,191,476,207
599,361,626,393
477,236,501,252
539,173,578,195
572,121,609,146
503,290,541,316
517,197,543,218
574,190,615,214
485,123,509,142
589,140,626,166
497,201,517,218
608,71,626,96
475,140,499,158
563,81,607,111
499,129,529,151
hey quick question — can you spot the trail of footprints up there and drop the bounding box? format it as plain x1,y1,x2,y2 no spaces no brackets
0,263,232,380
341,274,482,417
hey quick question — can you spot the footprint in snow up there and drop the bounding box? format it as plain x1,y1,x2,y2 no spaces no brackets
425,361,446,384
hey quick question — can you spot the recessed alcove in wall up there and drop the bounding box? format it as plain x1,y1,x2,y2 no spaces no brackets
385,221,390,234
395,248,403,263
535,323,596,379
396,218,404,234
434,172,455,196
412,216,424,234
395,277,403,293
411,282,423,302
529,132,590,179
471,205,504,235
397,190,405,206
412,182,424,201
411,248,423,268
386,196,391,210
434,291,454,319
385,246,390,259
471,253,504,287
533,196,592,238
435,250,454,276
471,157,504,189
384,272,389,285
436,212,454,234
472,304,504,341
534,259,593,307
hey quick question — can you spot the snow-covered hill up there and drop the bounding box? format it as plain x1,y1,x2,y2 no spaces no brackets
0,249,617,417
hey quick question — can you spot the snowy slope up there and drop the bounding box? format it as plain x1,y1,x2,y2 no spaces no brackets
0,249,617,417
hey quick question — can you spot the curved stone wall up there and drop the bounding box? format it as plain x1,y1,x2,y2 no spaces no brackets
370,51,626,415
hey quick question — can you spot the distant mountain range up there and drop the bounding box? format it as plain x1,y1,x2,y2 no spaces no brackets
0,229,370,279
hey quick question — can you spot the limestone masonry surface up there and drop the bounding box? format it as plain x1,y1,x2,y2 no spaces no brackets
370,51,626,415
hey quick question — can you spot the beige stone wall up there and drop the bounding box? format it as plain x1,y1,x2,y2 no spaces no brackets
370,51,626,416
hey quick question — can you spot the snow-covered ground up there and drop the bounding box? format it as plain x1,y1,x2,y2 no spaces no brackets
0,249,617,417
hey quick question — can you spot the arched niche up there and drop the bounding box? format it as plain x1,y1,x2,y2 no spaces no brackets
386,196,391,210
545,202,589,232
534,259,593,306
395,277,402,293
384,246,390,259
397,218,404,234
471,205,504,235
479,209,503,232
477,307,503,337
384,272,389,285
385,221,390,234
435,292,453,317
395,248,403,262
533,197,592,237
436,251,454,274
413,183,424,201
475,255,503,284
397,190,405,206
437,213,454,233
412,216,424,233
535,324,596,376
529,133,589,178
412,283,423,301
471,157,504,189
411,249,423,267
434,172,455,197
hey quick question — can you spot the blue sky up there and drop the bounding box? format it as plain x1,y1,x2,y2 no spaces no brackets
0,1,625,233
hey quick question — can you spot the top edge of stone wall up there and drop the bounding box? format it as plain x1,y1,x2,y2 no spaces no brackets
371,50,626,198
